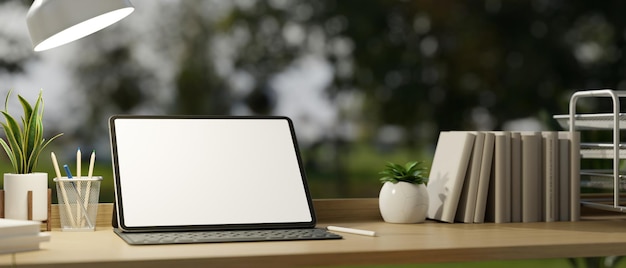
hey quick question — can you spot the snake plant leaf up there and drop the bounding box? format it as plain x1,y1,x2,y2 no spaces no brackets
19,93,39,165
30,132,63,173
1,112,24,171
0,135,17,172
0,90,63,174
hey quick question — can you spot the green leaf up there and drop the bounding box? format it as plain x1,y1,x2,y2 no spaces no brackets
30,132,63,173
0,137,17,172
1,111,24,172
20,93,39,169
404,161,418,172
378,161,429,185
0,90,62,174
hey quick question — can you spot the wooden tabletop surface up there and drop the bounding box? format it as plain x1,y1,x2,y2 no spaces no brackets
2,199,626,268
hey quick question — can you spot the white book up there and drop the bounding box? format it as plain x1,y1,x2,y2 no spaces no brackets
510,132,522,223
0,218,41,238
0,233,50,254
455,132,485,223
521,132,543,222
427,131,476,223
474,132,495,223
542,132,558,222
558,132,571,222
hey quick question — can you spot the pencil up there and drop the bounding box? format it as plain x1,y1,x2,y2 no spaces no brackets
81,150,96,227
51,152,76,228
327,226,376,237
76,147,81,179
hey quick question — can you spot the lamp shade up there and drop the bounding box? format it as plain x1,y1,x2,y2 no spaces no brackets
27,0,135,52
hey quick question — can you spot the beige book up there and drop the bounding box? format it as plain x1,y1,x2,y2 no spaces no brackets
485,154,496,223
569,131,581,221
455,132,486,223
474,132,495,223
521,132,542,222
485,131,511,223
510,132,522,223
542,132,558,222
426,131,476,223
557,132,571,221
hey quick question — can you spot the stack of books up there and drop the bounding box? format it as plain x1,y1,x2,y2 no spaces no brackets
426,131,580,223
0,218,50,254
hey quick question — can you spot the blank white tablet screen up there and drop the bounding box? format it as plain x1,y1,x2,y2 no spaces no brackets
111,117,313,227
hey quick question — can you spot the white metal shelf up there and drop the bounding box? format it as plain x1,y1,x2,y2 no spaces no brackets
580,142,626,159
556,89,626,212
554,113,626,130
580,169,626,189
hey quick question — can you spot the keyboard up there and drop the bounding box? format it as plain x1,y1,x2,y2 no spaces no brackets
114,228,342,245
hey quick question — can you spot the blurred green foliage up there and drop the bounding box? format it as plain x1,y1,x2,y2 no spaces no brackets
3,0,626,199
2,2,626,266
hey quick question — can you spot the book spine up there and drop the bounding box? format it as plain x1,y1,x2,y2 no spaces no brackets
558,134,571,222
543,132,558,222
521,132,542,223
510,132,522,223
494,132,512,223
570,131,581,221
473,133,495,223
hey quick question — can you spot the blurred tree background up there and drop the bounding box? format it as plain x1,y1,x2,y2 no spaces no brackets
1,0,626,200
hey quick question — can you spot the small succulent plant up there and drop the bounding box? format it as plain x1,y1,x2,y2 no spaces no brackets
379,161,429,185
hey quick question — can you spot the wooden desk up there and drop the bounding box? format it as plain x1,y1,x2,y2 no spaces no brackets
2,199,626,268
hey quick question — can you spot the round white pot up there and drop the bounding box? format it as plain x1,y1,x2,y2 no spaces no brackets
379,181,429,223
3,173,48,221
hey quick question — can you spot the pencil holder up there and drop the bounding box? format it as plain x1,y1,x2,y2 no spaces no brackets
53,176,102,231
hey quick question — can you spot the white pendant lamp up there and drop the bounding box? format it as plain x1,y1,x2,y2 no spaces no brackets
26,0,135,52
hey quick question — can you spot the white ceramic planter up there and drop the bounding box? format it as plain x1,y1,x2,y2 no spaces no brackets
3,172,48,221
379,181,429,223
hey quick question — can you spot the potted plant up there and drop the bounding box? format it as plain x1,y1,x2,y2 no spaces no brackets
0,90,62,220
378,161,429,223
